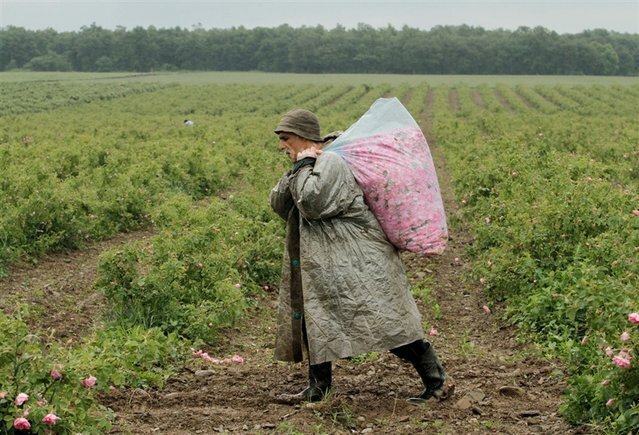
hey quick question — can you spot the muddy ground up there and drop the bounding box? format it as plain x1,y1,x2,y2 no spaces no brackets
0,140,590,434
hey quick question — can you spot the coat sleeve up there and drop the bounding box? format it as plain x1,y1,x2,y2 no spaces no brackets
288,152,356,221
269,173,295,221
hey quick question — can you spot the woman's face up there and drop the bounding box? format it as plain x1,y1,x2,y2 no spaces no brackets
278,133,309,162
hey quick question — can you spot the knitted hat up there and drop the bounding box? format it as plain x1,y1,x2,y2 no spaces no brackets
274,109,322,142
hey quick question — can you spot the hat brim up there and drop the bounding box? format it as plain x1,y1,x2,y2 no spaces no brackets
274,128,322,143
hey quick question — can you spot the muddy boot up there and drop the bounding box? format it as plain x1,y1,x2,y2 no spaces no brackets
391,340,448,404
275,361,332,405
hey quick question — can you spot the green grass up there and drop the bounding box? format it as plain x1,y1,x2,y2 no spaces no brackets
1,71,638,86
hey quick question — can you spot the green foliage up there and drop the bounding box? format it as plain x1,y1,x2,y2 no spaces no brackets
1,24,638,75
437,83,638,431
0,310,111,433
0,309,184,433
96,190,284,343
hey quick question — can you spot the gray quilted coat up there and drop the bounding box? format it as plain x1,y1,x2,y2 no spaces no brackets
269,151,424,365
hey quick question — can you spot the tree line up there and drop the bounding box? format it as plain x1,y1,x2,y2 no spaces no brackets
1,23,637,75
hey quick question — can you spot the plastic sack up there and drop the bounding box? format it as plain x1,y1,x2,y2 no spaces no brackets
323,97,447,254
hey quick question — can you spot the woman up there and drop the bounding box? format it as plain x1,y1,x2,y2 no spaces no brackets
269,108,446,404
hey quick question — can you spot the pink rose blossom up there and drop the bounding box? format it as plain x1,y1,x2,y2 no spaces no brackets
428,327,438,336
619,350,632,361
81,376,97,388
36,400,46,406
66,338,73,345
612,355,631,368
601,379,610,386
485,217,491,224
50,369,62,380
15,393,29,406
0,392,6,400
235,283,241,289
605,347,614,357
620,332,630,342
482,305,491,315
606,398,615,407
42,413,61,426
629,312,639,324
193,350,244,364
632,210,639,217
13,418,31,430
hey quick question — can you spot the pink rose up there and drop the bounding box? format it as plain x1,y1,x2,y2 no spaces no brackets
36,400,46,406
13,418,31,430
632,210,639,217
0,392,6,399
15,393,29,406
629,312,639,324
81,376,97,388
612,355,631,368
42,413,61,426
605,347,614,357
50,369,62,380
485,217,491,224
606,398,615,407
235,283,241,289
601,379,610,386
619,350,632,361
620,332,630,342
231,355,244,363
482,305,491,315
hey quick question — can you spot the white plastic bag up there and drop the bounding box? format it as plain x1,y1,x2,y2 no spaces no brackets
323,97,448,254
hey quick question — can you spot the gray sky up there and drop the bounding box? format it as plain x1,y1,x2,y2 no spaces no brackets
1,0,638,34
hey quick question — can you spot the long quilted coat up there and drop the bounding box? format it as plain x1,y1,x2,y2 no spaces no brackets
269,151,424,365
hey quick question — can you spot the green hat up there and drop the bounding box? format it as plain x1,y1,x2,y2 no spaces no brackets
274,109,322,142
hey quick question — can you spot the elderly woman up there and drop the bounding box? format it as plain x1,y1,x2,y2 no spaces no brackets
269,108,446,404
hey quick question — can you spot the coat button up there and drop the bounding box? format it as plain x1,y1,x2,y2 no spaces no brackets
291,259,300,267
293,312,302,320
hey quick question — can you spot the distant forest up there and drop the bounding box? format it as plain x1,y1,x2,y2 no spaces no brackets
1,24,638,75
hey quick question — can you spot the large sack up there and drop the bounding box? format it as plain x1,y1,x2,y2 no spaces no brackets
323,97,448,254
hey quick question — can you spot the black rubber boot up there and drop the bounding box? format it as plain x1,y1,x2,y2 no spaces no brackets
391,339,447,403
275,361,332,404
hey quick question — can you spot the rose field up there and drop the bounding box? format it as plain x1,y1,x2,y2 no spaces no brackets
0,73,638,434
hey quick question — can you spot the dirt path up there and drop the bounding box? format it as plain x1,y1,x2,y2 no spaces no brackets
1,133,584,434
0,229,155,341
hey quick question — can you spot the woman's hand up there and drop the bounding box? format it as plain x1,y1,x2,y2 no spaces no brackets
296,146,323,161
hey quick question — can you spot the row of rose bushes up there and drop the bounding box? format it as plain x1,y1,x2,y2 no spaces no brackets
0,81,172,116
0,308,185,432
0,80,391,432
433,84,638,432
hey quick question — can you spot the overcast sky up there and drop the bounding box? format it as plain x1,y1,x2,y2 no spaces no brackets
1,0,637,34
